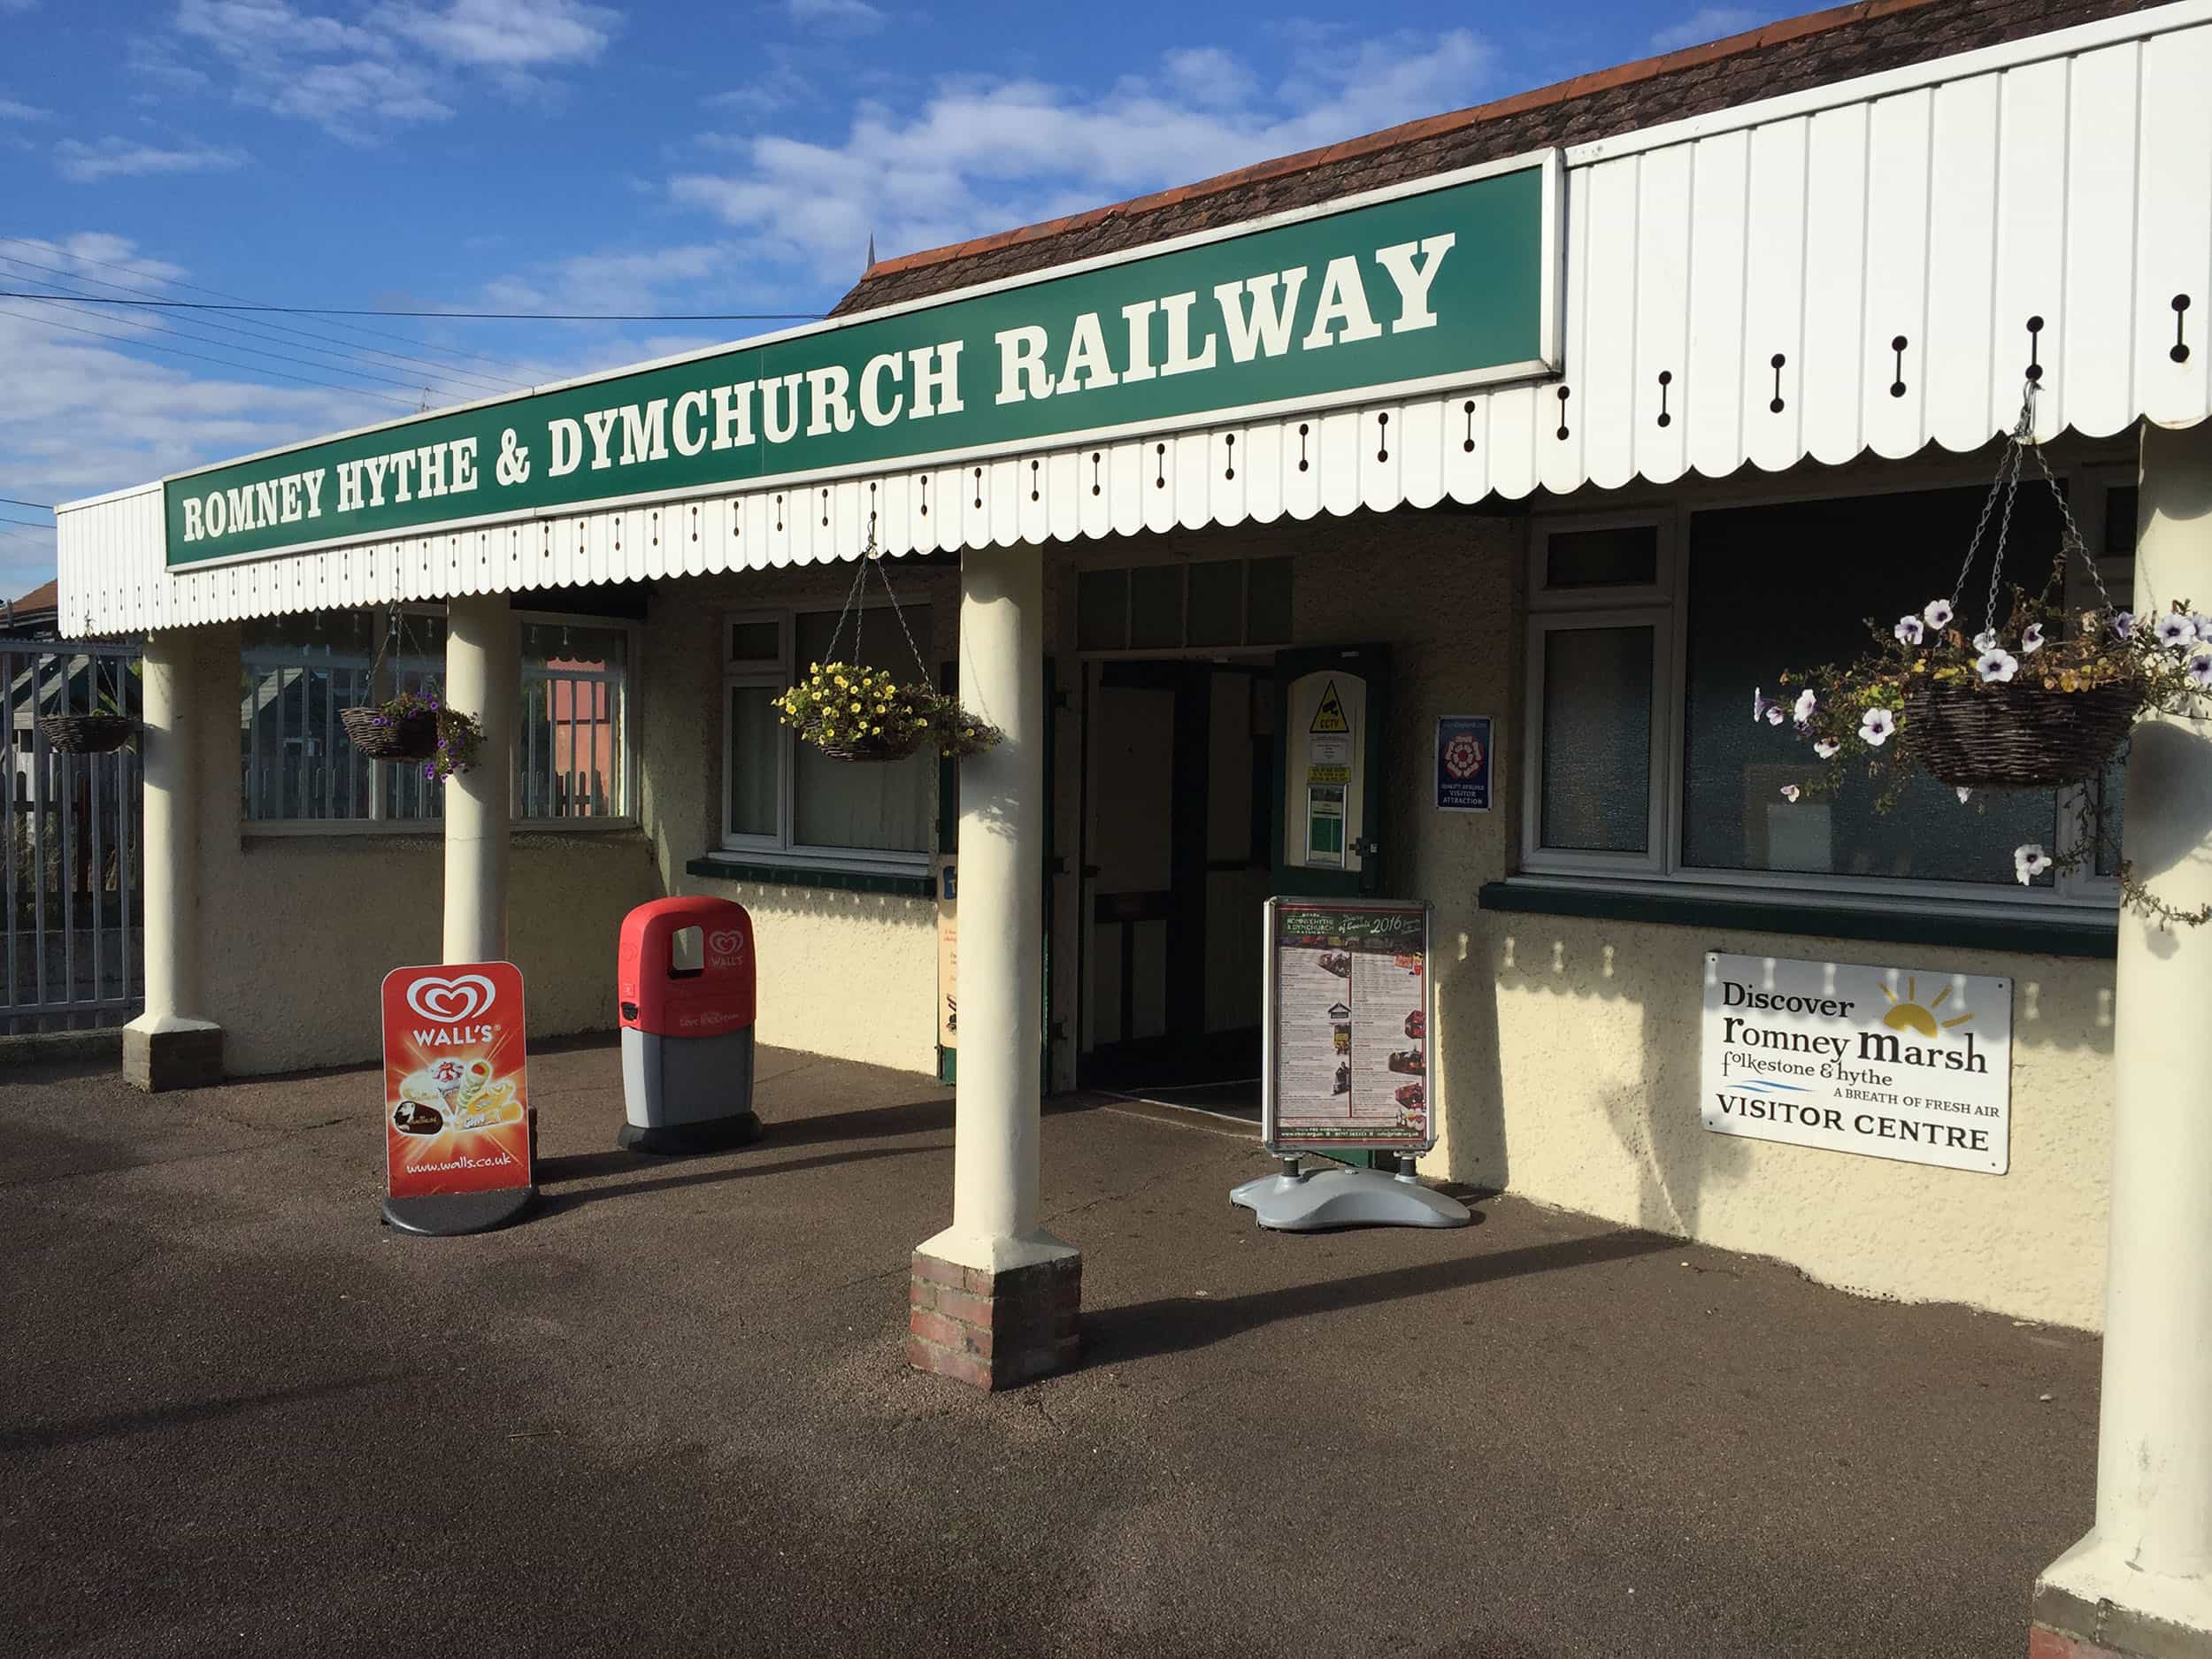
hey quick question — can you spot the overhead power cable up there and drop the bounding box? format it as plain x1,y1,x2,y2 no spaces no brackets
0,289,826,323
3,280,493,399
1,511,57,528
0,250,524,396
4,290,465,399
0,234,560,380
0,305,422,411
0,496,53,512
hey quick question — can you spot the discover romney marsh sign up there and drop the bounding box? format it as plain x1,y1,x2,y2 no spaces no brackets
163,154,1559,567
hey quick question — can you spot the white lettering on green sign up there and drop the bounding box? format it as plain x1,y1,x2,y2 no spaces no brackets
164,157,1557,565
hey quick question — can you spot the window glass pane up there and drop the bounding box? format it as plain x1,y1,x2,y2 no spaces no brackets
1129,565,1183,650
1540,625,1653,852
726,686,779,837
791,605,933,854
240,609,442,822
1546,523,1660,588
1078,569,1128,652
728,619,780,664
1248,557,1293,644
1187,560,1243,648
1682,487,2060,884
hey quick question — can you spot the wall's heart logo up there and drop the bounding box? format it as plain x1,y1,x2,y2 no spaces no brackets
405,973,497,1024
708,929,745,960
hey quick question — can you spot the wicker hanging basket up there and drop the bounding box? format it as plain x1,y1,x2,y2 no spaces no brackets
812,726,929,764
340,705,439,762
35,713,134,754
1904,679,2141,790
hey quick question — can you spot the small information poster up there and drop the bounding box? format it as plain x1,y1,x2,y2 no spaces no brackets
1264,897,1433,1153
1701,952,2012,1174
1435,715,1493,812
381,962,533,1202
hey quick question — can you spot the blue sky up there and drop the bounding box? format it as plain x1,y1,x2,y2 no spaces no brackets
0,0,1774,605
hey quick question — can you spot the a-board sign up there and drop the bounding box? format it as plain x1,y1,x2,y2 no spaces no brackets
380,962,534,1232
1701,952,2012,1174
1434,715,1493,812
1263,896,1434,1153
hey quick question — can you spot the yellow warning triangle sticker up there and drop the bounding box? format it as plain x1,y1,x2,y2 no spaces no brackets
1310,680,1350,733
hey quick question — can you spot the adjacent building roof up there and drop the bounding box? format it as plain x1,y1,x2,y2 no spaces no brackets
834,0,2170,317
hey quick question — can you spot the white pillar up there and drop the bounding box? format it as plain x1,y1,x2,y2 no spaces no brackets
918,541,1073,1274
442,594,514,965
2037,416,2212,1648
124,628,221,1088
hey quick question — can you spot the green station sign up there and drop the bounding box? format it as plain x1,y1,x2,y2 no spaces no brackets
164,154,1558,567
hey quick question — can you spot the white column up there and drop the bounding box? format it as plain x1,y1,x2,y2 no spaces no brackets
918,541,1074,1273
2039,416,2212,1641
442,594,514,965
126,628,207,1033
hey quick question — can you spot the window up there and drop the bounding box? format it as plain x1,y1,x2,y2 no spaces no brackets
722,605,935,872
1077,557,1293,652
1523,480,2125,910
240,606,635,827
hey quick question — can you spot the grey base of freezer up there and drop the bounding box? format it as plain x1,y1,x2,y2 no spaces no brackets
620,1025,758,1156
1229,1164,1472,1231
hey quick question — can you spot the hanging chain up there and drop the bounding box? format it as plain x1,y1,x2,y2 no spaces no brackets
818,513,934,684
1949,380,2118,636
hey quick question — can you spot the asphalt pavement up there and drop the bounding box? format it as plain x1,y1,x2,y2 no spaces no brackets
0,1040,2099,1658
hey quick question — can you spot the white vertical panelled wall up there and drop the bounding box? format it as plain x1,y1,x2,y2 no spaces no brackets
54,4,2212,633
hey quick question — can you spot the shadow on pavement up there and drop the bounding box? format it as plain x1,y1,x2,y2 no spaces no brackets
0,1375,397,1455
531,1142,936,1216
1082,1227,1683,1364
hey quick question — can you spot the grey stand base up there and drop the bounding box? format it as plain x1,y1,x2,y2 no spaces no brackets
1230,1157,1472,1231
381,1187,538,1237
617,1110,762,1156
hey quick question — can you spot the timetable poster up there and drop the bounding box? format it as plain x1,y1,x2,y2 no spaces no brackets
1267,899,1433,1153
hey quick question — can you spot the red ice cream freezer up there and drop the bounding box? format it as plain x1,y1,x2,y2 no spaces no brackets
615,896,761,1154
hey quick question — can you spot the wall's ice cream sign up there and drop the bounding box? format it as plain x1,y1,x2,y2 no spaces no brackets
163,154,1558,566
1701,952,2013,1174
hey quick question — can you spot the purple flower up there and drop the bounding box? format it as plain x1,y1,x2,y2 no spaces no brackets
1978,648,2020,683
1895,615,1925,646
2015,844,2053,885
1753,688,1779,726
1793,688,1817,724
1813,739,1840,760
2022,622,2045,655
1973,629,1999,653
1924,597,1955,630
1779,784,1801,803
2190,651,2212,689
2113,611,2137,640
1860,708,1896,747
2157,613,2197,649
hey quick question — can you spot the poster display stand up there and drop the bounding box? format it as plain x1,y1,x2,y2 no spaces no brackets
380,962,536,1237
1231,898,1471,1231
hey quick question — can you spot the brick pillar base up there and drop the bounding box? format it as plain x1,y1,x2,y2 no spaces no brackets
907,1250,1081,1389
122,1023,225,1092
2032,1584,2212,1659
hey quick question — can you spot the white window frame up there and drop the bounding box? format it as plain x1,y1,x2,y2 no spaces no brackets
718,604,935,878
241,604,641,837
1521,477,2124,918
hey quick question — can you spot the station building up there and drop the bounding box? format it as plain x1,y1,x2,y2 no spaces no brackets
54,4,2212,1650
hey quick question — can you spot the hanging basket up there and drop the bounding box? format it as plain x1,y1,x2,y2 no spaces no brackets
340,705,439,763
813,727,930,764
35,713,134,754
1904,679,2142,790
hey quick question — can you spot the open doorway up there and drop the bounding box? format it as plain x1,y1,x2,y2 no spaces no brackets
1078,657,1277,1119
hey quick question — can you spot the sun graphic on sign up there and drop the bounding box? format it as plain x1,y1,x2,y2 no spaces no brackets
1879,975,1976,1037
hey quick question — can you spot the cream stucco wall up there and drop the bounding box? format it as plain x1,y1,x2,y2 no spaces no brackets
178,621,657,1076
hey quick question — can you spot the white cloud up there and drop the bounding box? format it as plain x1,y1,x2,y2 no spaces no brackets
53,137,249,182
163,0,618,140
1649,7,1763,52
672,27,1494,279
0,96,50,120
787,0,884,36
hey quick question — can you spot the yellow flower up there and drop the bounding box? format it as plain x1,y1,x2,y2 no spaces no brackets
872,725,882,735
850,700,862,711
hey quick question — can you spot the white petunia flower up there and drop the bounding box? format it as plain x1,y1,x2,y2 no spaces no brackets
1956,787,1973,803
1978,648,2020,683
1793,688,1816,724
2191,652,2212,689
1972,628,1999,652
2021,622,2045,655
1859,707,1896,747
1779,784,1801,803
2157,613,2198,649
1813,739,1840,759
2113,611,2137,640
1895,615,1925,645
2015,844,2053,885
1753,687,1778,725
1924,598,1955,629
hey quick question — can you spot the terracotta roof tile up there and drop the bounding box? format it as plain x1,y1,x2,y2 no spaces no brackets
833,0,2170,317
